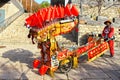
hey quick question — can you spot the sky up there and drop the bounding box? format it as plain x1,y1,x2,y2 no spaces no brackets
34,0,50,4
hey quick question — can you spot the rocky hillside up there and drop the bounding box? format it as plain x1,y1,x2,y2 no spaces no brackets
83,6,120,19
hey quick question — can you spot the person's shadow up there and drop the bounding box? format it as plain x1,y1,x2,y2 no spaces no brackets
1,48,37,79
2,48,34,68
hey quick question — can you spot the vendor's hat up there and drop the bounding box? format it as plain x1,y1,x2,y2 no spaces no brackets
104,20,112,24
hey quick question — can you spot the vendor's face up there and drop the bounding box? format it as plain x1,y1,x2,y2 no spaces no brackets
106,22,111,26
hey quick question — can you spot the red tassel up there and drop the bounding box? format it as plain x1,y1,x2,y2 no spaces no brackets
61,6,65,18
41,8,47,22
37,10,44,22
33,59,40,68
51,6,55,20
71,5,79,16
30,14,38,27
35,13,43,28
58,5,65,18
39,65,49,75
25,14,35,27
44,8,52,21
54,6,60,18
65,4,71,16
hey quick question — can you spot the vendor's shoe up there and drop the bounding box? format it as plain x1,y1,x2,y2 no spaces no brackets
110,54,114,57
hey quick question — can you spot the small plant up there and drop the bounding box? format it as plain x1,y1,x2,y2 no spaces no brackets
40,1,50,8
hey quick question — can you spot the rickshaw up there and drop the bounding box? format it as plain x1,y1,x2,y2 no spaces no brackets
25,4,109,77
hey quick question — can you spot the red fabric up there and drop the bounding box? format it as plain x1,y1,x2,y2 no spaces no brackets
65,4,71,16
108,40,114,56
71,5,79,16
39,65,49,75
35,13,43,28
61,6,65,18
108,27,114,38
30,14,37,27
50,6,55,20
33,59,40,68
44,8,52,21
26,13,43,28
58,5,65,18
25,14,35,26
37,10,44,23
26,13,42,28
41,8,47,21
54,6,60,18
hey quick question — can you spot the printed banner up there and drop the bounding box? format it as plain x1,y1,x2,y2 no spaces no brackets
88,42,109,62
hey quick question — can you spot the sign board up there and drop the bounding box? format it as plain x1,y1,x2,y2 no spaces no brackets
0,9,5,27
88,42,109,62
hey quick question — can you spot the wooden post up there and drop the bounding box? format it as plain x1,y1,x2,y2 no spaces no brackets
30,0,33,13
26,0,27,11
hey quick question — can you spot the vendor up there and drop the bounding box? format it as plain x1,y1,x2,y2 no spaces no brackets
102,20,115,57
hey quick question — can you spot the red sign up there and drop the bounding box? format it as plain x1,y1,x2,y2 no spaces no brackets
88,42,108,61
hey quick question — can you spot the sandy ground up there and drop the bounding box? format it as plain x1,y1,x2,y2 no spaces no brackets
0,14,120,80
0,44,120,80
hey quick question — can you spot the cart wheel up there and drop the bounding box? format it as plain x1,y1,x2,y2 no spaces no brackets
48,68,54,77
59,58,72,73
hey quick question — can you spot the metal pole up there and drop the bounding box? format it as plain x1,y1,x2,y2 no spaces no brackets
80,0,83,16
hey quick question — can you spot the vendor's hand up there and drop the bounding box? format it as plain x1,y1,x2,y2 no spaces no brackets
102,36,105,39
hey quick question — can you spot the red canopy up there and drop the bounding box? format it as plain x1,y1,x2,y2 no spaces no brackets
25,4,79,29
25,13,43,28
